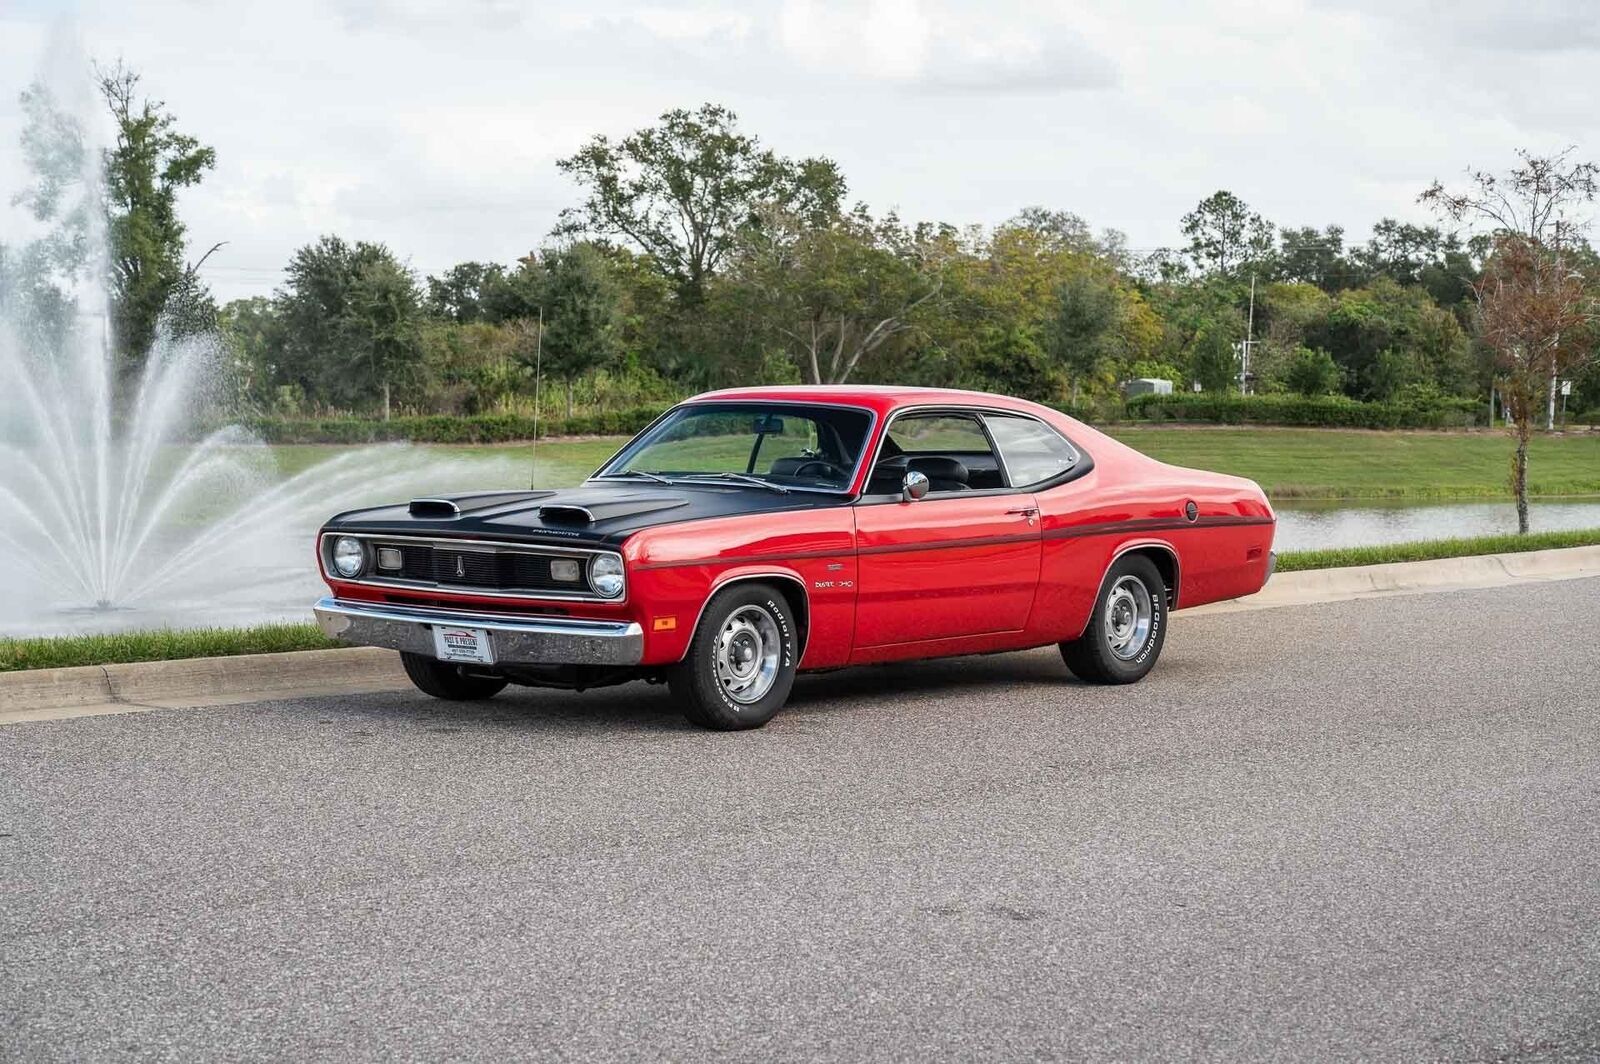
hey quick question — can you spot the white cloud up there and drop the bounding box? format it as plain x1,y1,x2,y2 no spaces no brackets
777,0,1114,91
0,0,1594,302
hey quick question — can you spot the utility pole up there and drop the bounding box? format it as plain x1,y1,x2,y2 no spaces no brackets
530,306,544,490
1241,271,1257,395
1547,360,1559,431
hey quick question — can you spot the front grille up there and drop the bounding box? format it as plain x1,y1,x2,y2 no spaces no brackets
366,539,593,595
379,593,571,616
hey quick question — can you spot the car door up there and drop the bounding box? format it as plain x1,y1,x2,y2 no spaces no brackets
852,411,1042,648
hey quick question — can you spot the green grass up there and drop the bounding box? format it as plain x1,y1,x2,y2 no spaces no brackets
267,439,626,482
0,622,336,673
1275,527,1600,572
270,427,1600,502
1103,427,1600,500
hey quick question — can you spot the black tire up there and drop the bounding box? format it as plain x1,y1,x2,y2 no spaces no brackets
400,652,510,701
668,582,799,731
1060,554,1169,684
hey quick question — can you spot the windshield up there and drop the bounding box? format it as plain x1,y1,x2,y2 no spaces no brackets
595,402,874,492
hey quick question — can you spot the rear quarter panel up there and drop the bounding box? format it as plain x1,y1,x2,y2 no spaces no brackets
1030,415,1275,641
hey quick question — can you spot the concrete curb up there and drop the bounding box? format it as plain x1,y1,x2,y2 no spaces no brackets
4,544,1598,724
1186,544,1600,615
1,648,406,725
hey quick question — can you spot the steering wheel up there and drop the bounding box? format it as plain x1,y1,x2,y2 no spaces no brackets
792,459,846,481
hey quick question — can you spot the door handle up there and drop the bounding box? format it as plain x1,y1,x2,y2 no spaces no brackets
1006,506,1039,525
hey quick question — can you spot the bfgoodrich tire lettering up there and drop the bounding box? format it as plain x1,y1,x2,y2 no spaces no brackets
669,582,798,731
1060,554,1169,684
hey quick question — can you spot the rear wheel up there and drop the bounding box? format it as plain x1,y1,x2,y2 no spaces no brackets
400,652,509,701
668,582,798,731
1060,554,1168,684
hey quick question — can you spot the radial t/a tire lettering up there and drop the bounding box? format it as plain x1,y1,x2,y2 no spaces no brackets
668,582,798,731
1060,554,1168,684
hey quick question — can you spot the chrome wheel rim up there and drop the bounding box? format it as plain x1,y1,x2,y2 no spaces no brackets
714,604,782,704
1104,575,1154,661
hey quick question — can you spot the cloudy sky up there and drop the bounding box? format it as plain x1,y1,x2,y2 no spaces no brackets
1,0,1593,302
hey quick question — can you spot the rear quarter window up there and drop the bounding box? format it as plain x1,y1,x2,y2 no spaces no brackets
984,415,1080,487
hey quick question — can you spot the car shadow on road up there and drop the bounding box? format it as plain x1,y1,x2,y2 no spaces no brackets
280,646,1085,736
787,647,1080,711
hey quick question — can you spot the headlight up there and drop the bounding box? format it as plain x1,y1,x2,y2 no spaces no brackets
589,553,625,598
332,537,366,578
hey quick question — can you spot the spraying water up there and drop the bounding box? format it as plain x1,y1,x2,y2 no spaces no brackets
0,36,524,636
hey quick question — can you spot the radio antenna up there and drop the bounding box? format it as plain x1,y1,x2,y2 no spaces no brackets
530,304,543,489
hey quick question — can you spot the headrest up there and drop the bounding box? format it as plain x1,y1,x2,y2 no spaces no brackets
907,455,970,483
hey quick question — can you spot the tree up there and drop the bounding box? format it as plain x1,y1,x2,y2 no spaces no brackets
342,256,425,420
1190,324,1241,393
6,80,91,354
556,104,845,303
1044,270,1120,404
1284,347,1341,396
536,243,624,415
729,208,942,385
96,62,217,378
425,261,504,323
1298,279,1471,400
1423,149,1600,531
1182,191,1276,277
1276,226,1358,291
1477,236,1595,530
217,297,282,410
479,256,547,324
273,236,425,414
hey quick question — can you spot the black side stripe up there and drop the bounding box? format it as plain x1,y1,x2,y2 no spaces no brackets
633,515,1272,570
1043,515,1273,542
857,532,1040,556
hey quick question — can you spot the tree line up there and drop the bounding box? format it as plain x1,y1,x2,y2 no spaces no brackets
7,80,1599,435
216,104,1598,426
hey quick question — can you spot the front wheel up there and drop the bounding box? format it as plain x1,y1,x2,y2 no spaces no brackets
668,583,798,731
400,652,510,700
1060,554,1168,684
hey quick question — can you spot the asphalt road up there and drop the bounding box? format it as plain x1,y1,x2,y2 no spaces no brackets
4,580,1600,1063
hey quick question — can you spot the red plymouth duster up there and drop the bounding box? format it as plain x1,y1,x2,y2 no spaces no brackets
314,386,1275,729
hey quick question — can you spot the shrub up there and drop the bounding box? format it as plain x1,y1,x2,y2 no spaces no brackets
240,405,666,445
1283,347,1341,397
1125,392,1484,429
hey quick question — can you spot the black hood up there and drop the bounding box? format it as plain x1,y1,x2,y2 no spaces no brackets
322,480,847,547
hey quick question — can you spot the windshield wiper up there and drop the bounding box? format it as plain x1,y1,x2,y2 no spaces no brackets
607,468,672,484
682,472,790,494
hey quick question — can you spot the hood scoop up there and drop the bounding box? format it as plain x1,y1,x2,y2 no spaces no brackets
537,504,594,525
409,490,552,518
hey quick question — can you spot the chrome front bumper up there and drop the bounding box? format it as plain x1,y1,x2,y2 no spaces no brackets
313,597,644,667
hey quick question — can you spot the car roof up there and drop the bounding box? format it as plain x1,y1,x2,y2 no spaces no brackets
686,385,1050,419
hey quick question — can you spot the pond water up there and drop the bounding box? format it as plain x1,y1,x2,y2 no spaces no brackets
1273,498,1600,552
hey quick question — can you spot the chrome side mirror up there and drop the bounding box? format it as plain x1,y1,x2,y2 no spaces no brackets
901,470,929,502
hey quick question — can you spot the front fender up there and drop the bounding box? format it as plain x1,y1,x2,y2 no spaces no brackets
624,511,857,669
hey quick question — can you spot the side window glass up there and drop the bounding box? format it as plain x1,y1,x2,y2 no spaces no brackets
881,413,997,493
888,415,990,454
983,415,1080,486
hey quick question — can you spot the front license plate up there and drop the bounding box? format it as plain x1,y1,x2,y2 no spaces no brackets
432,625,495,665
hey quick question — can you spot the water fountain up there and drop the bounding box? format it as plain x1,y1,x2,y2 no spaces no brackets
0,43,522,637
